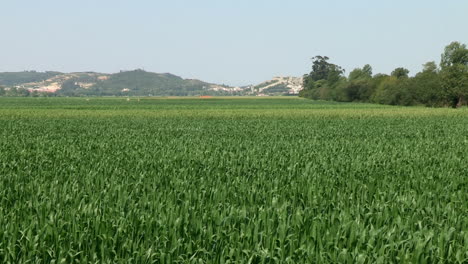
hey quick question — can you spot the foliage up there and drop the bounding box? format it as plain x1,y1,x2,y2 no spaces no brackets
88,69,211,96
348,64,372,81
441,42,468,68
0,71,61,86
57,79,83,96
0,70,227,97
411,62,444,106
441,64,468,107
4,87,31,97
440,42,468,108
262,83,291,95
391,67,410,79
301,56,346,101
306,56,344,82
371,76,413,105
301,41,467,107
0,97,467,263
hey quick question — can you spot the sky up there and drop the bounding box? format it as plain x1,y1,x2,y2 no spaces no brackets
1,0,467,86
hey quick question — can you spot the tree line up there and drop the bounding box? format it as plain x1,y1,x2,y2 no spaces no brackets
300,41,468,108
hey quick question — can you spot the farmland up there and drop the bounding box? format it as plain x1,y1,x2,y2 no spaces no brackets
0,97,467,263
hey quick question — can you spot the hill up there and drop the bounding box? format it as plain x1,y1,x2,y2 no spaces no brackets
0,70,241,96
0,71,304,96
0,71,62,86
84,70,216,96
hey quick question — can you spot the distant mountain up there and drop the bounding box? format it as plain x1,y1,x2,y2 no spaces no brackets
82,70,216,96
0,71,62,86
0,70,303,96
0,70,242,96
1,72,110,94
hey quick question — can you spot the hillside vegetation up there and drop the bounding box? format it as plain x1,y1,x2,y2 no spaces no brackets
0,70,305,97
87,70,210,96
0,70,238,97
0,71,62,86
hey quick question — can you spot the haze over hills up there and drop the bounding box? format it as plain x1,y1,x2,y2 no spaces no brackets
0,70,303,96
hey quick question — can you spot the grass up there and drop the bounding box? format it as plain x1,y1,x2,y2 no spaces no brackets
0,97,467,263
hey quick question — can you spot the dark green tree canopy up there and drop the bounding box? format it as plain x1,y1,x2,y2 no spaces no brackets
391,68,410,79
300,41,467,108
422,61,438,73
441,42,468,68
349,64,373,81
439,42,468,107
308,56,344,82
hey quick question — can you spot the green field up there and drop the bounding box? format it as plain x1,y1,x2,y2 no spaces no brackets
0,97,467,263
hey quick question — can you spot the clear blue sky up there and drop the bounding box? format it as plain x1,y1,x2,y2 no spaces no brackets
1,0,467,86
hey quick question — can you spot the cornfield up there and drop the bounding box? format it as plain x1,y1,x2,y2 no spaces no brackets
0,97,467,263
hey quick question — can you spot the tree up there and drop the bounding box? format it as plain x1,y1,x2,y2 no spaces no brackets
441,42,468,68
18,88,30,97
299,56,346,100
342,80,372,101
58,80,81,96
440,41,468,108
391,67,410,79
301,56,345,100
6,87,18,96
412,62,443,106
307,56,344,82
362,64,373,77
371,76,414,105
349,66,372,81
344,65,374,101
422,61,438,73
441,64,468,108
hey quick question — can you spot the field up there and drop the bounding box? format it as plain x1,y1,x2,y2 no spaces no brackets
0,97,467,263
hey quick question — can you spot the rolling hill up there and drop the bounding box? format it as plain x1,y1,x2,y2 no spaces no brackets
0,70,303,96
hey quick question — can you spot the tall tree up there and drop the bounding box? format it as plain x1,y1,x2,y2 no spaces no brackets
441,42,468,68
307,56,344,82
412,62,443,106
362,64,373,77
440,41,468,107
349,64,372,81
391,68,410,79
422,61,438,73
344,64,374,101
301,56,345,100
